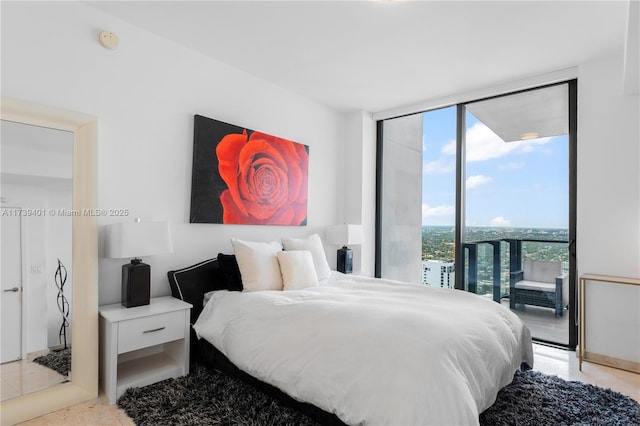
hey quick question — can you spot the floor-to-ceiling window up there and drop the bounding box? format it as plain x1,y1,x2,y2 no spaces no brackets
421,107,457,288
376,81,577,348
462,84,571,346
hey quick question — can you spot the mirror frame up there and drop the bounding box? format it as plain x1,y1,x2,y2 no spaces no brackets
0,97,98,424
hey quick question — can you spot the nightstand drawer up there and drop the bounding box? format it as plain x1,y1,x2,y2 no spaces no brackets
100,297,192,403
117,310,185,354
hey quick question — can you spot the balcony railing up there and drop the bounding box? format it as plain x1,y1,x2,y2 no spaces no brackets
463,238,569,302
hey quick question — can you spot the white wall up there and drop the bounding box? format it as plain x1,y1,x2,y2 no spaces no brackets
342,111,377,276
576,52,638,363
360,113,377,276
1,2,342,304
577,55,640,279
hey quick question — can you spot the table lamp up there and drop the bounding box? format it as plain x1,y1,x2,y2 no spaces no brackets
105,218,173,307
326,224,363,274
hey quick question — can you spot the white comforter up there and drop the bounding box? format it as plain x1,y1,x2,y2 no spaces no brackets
194,273,533,426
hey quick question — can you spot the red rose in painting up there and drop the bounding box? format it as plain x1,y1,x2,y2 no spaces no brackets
216,130,308,225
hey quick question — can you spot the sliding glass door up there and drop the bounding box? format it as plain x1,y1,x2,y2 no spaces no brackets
376,81,577,349
462,84,572,346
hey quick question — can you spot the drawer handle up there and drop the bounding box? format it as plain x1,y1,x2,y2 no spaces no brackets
142,326,166,334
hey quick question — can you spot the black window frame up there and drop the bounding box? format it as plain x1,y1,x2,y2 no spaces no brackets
375,79,578,350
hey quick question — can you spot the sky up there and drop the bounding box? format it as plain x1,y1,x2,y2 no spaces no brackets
422,106,569,229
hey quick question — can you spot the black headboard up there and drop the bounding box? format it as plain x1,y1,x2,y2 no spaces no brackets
167,258,226,323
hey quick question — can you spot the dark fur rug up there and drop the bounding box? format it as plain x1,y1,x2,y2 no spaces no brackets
480,369,640,425
118,364,640,426
32,348,71,377
118,364,315,426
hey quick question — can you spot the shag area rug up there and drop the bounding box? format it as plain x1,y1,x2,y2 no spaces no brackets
480,369,639,425
32,348,71,376
117,364,640,426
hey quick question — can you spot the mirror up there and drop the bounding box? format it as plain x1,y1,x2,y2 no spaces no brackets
0,98,98,425
1,119,74,399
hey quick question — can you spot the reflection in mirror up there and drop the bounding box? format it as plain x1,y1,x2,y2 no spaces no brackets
0,119,73,401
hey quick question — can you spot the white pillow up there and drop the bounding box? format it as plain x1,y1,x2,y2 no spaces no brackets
276,250,319,291
231,238,283,292
281,233,331,280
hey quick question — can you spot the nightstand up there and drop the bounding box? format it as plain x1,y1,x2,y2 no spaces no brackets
99,296,192,404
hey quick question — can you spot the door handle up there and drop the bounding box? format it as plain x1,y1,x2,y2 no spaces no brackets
3,287,19,292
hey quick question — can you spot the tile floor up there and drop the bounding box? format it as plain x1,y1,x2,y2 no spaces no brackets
10,344,640,425
532,343,639,402
1,355,68,402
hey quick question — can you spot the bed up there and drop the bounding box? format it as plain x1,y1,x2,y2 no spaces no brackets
169,243,533,426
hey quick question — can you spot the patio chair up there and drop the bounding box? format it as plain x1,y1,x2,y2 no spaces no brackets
509,259,568,316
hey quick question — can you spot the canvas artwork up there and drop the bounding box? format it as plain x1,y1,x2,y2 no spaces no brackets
190,115,309,225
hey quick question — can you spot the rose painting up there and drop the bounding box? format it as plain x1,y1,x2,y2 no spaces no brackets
190,115,308,225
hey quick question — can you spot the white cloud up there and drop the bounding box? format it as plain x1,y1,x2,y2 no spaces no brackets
424,159,455,174
489,216,512,227
466,174,492,190
441,140,456,156
422,203,455,219
499,161,524,170
441,122,551,163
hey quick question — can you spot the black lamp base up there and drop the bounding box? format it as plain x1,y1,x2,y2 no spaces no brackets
337,246,353,274
121,259,150,308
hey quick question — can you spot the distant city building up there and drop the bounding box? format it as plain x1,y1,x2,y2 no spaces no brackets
422,260,455,288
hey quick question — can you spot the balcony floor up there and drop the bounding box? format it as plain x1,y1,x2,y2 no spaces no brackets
500,298,569,345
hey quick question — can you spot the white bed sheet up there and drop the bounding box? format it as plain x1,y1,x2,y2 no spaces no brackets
194,273,533,426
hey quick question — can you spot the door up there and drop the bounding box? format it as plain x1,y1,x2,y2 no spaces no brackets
461,82,575,347
376,81,577,349
1,208,23,363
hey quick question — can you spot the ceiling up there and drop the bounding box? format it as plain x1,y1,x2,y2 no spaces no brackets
88,1,629,113
466,84,568,143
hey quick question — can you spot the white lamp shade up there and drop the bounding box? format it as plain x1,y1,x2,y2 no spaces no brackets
105,221,173,259
326,224,363,246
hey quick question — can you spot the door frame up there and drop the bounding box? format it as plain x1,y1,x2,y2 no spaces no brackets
375,79,578,350
454,79,578,350
567,79,578,350
19,211,28,360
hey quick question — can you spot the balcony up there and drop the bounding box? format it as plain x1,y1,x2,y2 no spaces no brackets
463,238,569,345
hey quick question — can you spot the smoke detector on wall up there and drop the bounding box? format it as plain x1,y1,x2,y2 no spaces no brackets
99,31,119,50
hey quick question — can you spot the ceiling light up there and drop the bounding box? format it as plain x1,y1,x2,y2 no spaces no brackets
520,132,539,140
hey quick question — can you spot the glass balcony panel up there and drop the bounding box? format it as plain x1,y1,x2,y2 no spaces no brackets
464,238,569,345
